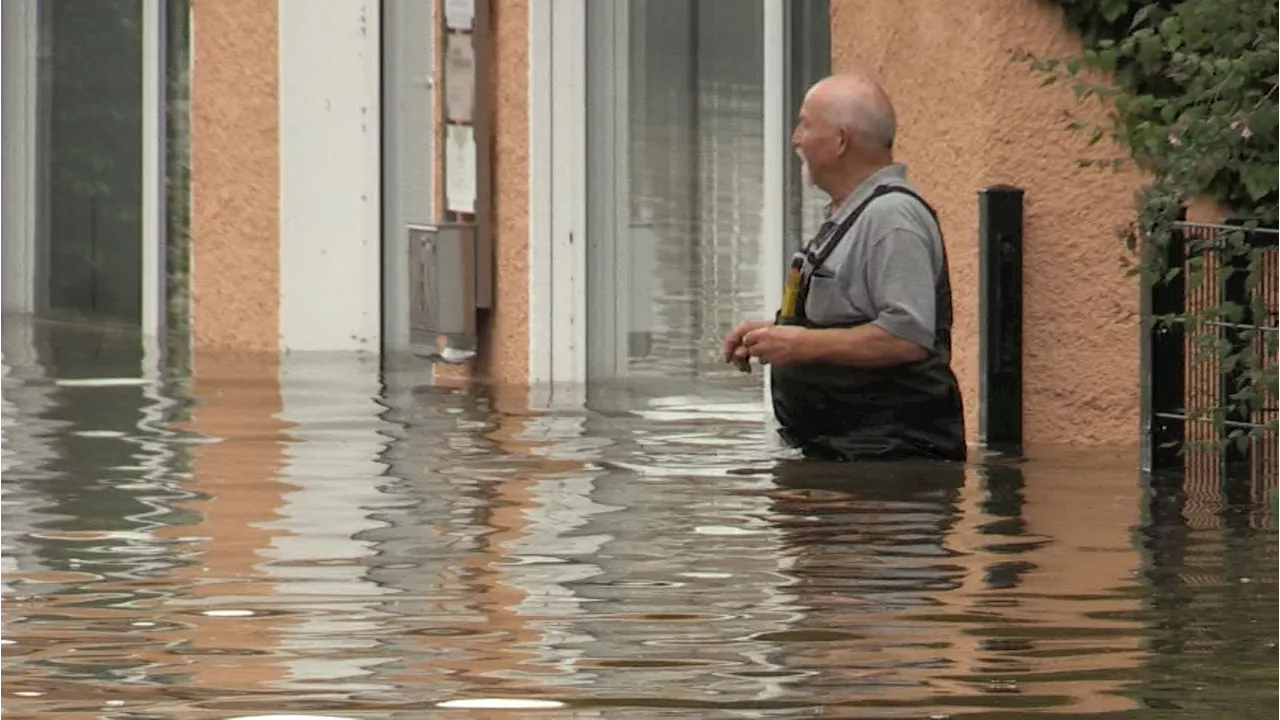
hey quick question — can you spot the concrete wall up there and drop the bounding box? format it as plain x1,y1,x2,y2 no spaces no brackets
830,0,1148,446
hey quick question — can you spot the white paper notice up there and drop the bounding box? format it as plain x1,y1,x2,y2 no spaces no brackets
444,0,474,30
444,34,476,123
445,125,477,215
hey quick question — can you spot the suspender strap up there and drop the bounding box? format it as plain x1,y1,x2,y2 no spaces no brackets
807,184,949,270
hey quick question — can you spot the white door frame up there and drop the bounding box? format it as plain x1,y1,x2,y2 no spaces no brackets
141,0,167,344
140,0,172,381
761,0,787,407
528,0,787,402
1,0,40,314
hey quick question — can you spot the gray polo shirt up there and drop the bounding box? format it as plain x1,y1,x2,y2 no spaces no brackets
802,163,944,351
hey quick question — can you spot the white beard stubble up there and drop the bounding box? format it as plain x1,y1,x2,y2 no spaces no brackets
797,149,814,187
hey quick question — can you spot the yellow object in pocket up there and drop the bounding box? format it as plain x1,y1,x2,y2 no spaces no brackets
779,255,805,319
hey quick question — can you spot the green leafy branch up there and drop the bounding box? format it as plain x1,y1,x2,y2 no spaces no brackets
1021,0,1279,455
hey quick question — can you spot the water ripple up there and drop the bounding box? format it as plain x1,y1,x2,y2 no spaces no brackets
2,320,1276,719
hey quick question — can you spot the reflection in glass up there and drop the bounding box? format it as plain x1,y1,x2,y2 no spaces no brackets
165,0,192,362
24,0,189,335
41,0,145,323
588,0,766,382
783,0,832,257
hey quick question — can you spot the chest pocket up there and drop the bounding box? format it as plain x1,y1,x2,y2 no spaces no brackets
803,270,851,323
805,267,838,303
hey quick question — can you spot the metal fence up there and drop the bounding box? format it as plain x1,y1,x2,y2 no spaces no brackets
1142,220,1279,499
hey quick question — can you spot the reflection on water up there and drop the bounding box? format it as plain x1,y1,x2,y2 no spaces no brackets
2,317,1276,719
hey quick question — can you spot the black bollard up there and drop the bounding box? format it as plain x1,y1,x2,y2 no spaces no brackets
978,186,1025,454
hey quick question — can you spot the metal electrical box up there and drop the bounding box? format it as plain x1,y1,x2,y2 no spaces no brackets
408,223,478,361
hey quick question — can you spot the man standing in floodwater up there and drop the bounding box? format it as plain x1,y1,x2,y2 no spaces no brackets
724,72,967,462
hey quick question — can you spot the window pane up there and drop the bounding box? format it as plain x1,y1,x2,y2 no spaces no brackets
41,0,145,323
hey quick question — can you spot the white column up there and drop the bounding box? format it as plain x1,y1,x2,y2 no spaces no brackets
552,0,587,387
761,0,786,414
528,0,589,403
278,0,382,354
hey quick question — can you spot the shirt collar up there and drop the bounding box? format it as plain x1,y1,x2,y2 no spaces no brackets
822,163,909,227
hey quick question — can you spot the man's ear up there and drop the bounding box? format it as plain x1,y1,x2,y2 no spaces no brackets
836,127,852,157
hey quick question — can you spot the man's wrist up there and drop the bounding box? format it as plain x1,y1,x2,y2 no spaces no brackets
793,327,823,363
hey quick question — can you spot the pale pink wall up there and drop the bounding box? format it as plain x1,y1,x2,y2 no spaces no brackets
831,0,1149,446
188,0,280,355
480,0,531,388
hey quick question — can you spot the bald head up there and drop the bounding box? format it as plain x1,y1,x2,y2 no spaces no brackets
805,73,897,152
792,72,898,202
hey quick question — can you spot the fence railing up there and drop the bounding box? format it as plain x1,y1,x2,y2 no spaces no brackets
1141,220,1279,497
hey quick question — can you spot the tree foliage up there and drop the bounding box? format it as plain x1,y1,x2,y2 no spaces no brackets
1021,0,1279,453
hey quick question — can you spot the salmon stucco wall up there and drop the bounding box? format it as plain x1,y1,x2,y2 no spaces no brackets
831,0,1148,446
480,0,530,388
189,0,280,355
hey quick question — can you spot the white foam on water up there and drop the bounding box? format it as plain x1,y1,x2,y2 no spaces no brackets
55,378,150,387
74,430,128,439
14,691,44,697
200,609,257,618
679,571,733,579
436,699,568,710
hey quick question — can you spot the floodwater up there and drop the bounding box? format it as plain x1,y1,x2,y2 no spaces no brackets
2,318,1276,720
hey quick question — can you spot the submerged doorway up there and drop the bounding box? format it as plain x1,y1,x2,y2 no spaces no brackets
584,0,768,387
527,0,829,401
582,0,831,396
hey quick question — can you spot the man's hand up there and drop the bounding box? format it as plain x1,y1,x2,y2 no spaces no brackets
723,319,773,365
742,325,812,366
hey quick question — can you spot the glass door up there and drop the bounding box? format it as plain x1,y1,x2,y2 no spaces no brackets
1,0,187,345
583,0,831,400
585,0,768,392
41,0,147,323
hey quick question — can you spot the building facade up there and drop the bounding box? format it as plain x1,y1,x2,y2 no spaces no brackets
2,0,1150,446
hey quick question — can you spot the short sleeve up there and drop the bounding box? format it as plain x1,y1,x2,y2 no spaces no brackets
857,228,938,350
